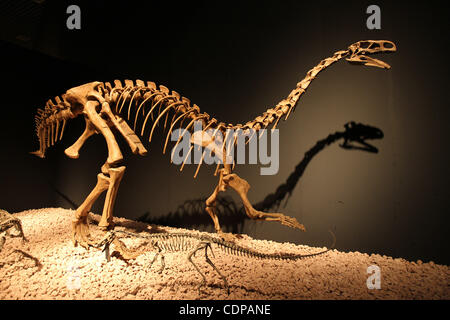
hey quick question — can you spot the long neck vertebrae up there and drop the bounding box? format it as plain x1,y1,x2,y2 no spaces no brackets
241,49,350,132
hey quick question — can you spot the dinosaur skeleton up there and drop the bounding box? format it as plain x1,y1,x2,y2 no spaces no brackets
30,40,396,248
0,209,27,252
92,229,336,294
0,210,41,271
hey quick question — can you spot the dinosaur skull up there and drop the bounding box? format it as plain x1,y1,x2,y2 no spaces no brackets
346,40,396,69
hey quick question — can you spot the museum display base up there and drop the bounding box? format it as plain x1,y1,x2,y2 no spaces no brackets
0,208,448,300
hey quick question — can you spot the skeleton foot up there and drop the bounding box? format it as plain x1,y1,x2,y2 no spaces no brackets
13,249,42,270
72,216,94,249
260,211,306,231
0,210,28,251
225,173,306,232
244,205,306,231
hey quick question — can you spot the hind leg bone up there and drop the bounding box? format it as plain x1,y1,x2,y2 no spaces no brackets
98,166,126,229
223,173,306,231
72,172,110,248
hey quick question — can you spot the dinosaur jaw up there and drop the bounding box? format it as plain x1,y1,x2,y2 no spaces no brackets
346,54,392,69
346,40,397,69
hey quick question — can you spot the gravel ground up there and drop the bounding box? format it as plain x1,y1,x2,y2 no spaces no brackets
0,208,448,300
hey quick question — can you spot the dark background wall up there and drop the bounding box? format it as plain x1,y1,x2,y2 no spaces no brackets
0,0,448,264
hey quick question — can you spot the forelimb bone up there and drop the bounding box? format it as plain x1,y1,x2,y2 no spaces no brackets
84,100,123,165
64,116,97,159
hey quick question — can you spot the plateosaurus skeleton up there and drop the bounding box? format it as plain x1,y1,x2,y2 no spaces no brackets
30,40,396,248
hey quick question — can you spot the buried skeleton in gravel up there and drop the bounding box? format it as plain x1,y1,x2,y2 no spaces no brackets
91,228,336,294
0,209,27,252
1,208,449,300
30,40,396,250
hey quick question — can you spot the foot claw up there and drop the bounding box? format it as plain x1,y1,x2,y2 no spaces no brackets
72,218,95,249
280,215,306,231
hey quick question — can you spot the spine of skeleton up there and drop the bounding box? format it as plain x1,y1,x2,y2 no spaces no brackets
238,49,350,134
31,96,75,158
111,230,335,261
